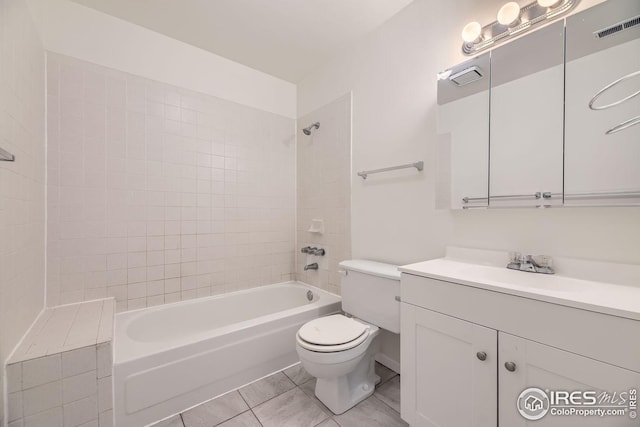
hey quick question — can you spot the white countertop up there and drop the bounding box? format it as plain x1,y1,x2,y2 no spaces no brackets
400,255,640,321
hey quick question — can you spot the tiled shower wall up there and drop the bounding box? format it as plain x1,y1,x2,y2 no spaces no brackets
296,95,352,295
46,53,296,311
0,0,46,423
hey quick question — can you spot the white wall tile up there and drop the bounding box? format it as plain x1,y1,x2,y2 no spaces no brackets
8,392,23,422
47,53,296,310
23,407,63,427
7,363,23,393
0,0,46,420
96,343,112,379
22,355,62,389
296,95,351,294
97,377,112,413
63,395,98,427
61,347,97,378
22,381,62,417
62,371,97,404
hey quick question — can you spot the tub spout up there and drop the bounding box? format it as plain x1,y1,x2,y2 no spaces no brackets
304,263,318,271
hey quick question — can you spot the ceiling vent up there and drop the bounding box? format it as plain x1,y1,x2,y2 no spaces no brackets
595,15,640,39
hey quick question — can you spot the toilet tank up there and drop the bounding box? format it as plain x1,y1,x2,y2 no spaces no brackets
339,260,401,333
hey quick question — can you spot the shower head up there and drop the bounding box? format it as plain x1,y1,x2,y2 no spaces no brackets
302,122,320,135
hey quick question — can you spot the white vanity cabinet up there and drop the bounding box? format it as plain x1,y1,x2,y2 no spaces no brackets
400,272,640,427
401,304,497,427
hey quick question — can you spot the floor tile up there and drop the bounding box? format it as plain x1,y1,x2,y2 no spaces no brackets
239,372,296,408
374,362,397,386
333,395,408,427
182,391,248,427
216,411,261,427
253,388,329,427
283,363,314,386
298,379,333,416
374,376,400,412
315,419,340,427
152,414,184,427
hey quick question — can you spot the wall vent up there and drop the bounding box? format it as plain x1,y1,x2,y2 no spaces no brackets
595,15,640,39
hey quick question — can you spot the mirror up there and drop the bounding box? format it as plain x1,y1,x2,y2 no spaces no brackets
437,54,490,210
489,21,564,208
564,0,640,206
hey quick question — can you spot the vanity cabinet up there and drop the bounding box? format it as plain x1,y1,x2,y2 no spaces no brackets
400,273,640,427
489,21,564,208
401,304,497,427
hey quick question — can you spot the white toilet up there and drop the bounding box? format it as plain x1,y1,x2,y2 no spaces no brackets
296,260,400,414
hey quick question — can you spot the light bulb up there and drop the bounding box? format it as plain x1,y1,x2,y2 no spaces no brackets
497,2,521,26
537,0,562,7
461,22,483,43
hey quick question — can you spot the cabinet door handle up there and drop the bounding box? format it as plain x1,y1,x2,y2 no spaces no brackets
476,351,487,361
504,361,517,372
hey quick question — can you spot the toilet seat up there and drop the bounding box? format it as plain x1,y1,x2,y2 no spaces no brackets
297,315,370,353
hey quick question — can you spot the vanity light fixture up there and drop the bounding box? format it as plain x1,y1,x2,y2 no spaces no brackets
461,0,580,55
537,0,563,8
497,2,522,27
461,21,483,43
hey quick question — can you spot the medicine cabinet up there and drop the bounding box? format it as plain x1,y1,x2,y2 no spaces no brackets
438,0,640,210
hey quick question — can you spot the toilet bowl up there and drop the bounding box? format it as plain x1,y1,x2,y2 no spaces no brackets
296,260,400,414
295,314,381,414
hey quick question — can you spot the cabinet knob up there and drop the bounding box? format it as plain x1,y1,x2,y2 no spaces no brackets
476,351,487,361
504,361,517,372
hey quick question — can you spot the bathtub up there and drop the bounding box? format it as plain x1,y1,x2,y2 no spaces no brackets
113,282,341,427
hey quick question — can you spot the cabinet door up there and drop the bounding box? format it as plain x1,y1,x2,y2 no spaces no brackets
564,0,640,206
401,304,497,427
437,54,490,209
489,21,564,208
499,332,640,427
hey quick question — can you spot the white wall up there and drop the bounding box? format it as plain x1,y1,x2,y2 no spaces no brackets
26,0,296,118
298,0,640,266
0,0,46,422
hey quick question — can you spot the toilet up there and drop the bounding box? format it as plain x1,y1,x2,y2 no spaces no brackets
296,260,400,414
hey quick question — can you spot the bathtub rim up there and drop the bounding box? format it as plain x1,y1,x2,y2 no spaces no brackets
114,281,341,365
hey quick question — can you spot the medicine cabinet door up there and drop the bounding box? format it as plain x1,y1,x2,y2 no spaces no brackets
437,54,490,210
564,0,640,206
489,21,564,208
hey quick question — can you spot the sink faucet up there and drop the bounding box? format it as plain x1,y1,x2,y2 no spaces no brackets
507,253,554,274
304,263,318,271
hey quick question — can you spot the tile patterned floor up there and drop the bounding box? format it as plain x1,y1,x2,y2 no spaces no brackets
152,362,407,427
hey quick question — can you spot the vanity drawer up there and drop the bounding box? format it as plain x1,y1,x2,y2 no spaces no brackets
401,273,640,373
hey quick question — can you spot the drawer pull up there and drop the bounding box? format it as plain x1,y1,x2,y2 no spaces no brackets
476,351,487,361
504,361,517,372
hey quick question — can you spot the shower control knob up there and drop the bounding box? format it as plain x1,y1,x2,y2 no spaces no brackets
504,361,517,372
476,351,487,361
313,248,325,256
301,247,312,253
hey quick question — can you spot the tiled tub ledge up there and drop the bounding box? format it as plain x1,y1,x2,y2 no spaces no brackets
6,299,115,427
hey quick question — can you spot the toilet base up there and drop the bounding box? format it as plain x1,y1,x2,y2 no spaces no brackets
314,342,380,414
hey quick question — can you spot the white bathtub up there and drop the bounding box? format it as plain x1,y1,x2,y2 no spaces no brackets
113,282,341,427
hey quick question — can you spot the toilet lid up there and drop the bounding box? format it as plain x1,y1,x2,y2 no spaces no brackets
298,314,369,346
